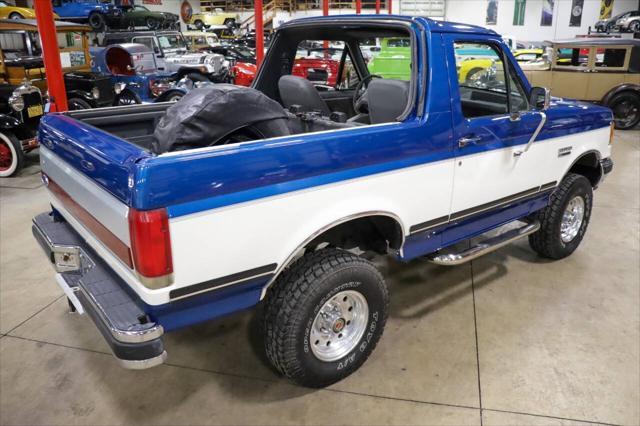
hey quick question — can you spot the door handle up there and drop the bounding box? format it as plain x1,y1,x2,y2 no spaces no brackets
458,136,482,148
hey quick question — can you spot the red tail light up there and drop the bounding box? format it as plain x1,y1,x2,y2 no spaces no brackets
128,208,173,280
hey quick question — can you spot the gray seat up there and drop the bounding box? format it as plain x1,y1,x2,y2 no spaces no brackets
278,75,331,115
367,79,410,124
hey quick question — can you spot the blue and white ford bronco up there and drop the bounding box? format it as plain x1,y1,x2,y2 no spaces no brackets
33,15,614,387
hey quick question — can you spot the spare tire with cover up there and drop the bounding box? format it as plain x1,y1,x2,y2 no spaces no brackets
152,85,291,153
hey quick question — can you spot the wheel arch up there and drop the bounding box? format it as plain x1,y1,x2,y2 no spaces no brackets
259,210,405,300
564,149,603,188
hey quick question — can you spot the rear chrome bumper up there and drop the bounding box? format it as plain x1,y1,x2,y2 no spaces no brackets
32,212,166,370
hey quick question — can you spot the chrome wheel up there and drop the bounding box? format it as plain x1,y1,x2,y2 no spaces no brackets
310,290,369,362
560,196,585,243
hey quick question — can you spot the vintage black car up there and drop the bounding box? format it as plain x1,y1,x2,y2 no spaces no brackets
0,19,115,110
0,76,44,177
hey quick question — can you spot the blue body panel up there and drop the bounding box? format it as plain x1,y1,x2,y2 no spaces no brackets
53,0,113,19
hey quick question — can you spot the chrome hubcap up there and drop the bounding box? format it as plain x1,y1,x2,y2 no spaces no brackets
560,196,585,243
310,290,368,362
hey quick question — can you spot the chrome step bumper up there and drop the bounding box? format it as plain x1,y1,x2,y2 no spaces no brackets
32,212,166,370
427,221,540,266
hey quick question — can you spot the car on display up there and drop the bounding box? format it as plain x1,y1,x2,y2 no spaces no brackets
0,61,44,177
293,48,341,87
594,10,640,33
182,31,220,51
90,43,187,105
513,48,544,62
117,4,179,31
187,8,238,30
32,15,615,388
52,0,123,31
367,37,411,79
523,38,640,129
0,1,59,19
613,10,640,33
0,19,115,110
101,30,229,83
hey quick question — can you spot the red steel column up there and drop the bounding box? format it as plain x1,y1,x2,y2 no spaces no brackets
33,0,67,112
323,0,328,49
375,0,380,14
355,0,361,13
255,0,264,69
387,0,392,14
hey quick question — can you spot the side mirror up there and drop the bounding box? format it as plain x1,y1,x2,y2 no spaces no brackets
529,86,550,110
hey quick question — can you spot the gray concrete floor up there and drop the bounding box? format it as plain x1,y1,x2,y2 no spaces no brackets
0,130,638,426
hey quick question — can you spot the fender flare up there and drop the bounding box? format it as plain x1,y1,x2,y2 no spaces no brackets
0,114,20,130
601,83,640,106
562,149,604,188
259,210,406,300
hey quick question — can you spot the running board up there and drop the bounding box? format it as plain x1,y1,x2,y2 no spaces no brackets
427,221,540,266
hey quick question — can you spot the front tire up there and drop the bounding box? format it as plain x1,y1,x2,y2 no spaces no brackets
529,173,593,260
629,20,640,33
194,20,204,30
8,12,23,19
262,248,389,388
0,131,24,178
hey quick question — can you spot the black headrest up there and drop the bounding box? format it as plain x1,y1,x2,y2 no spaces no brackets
367,79,410,124
278,75,331,115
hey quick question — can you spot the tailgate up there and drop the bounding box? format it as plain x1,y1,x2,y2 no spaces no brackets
38,113,150,205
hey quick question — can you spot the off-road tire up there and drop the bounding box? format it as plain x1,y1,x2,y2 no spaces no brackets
262,248,389,388
0,131,24,178
88,12,105,31
529,173,593,259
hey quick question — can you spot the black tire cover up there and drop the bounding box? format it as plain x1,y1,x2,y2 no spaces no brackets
152,84,289,153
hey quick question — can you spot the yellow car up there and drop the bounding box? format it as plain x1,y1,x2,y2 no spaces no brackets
513,48,544,63
187,9,238,30
457,58,494,83
0,1,59,19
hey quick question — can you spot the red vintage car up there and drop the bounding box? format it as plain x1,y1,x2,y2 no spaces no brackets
229,47,342,87
230,61,256,86
292,48,341,86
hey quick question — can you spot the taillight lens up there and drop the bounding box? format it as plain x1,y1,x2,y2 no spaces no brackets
128,208,173,279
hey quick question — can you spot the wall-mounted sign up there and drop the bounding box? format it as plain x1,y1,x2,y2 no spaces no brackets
513,0,526,25
599,0,614,19
485,0,498,25
181,0,193,22
540,0,554,26
569,0,583,27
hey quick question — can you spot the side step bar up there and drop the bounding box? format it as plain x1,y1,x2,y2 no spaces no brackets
427,221,540,266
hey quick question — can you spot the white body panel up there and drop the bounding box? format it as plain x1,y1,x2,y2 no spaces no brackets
451,127,611,213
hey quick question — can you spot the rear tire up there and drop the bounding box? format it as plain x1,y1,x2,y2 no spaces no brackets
0,131,24,178
9,12,23,19
630,20,640,33
194,20,204,30
68,97,92,110
88,12,105,31
146,17,159,30
529,173,593,259
262,248,389,388
609,92,640,130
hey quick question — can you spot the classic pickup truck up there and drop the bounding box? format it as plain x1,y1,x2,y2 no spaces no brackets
33,15,614,388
